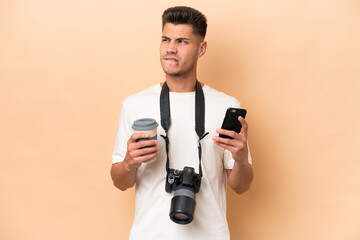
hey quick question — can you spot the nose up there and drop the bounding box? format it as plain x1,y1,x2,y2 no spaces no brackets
167,41,177,54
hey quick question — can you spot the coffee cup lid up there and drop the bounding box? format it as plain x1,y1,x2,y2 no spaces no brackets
132,118,158,130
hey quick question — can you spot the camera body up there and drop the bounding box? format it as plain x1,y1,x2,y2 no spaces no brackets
165,166,201,224
166,166,201,193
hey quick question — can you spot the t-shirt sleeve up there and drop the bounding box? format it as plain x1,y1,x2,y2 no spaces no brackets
112,102,133,164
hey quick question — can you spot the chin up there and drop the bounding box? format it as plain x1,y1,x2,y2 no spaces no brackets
162,68,180,76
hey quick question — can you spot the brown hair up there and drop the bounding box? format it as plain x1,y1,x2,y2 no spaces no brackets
162,6,207,39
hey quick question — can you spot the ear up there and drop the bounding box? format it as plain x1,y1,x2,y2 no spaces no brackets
198,41,207,58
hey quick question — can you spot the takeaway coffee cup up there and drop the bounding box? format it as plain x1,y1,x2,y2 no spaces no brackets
132,118,158,163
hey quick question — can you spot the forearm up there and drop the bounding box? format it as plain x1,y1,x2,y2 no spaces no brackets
110,161,137,191
227,160,253,194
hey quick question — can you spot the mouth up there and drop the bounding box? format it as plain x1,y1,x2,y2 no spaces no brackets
163,56,179,63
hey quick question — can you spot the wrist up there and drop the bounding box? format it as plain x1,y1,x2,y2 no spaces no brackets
233,151,248,164
234,160,248,168
123,156,139,173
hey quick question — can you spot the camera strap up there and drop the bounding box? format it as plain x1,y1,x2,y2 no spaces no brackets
160,81,209,177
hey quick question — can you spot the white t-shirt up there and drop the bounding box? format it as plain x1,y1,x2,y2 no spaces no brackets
112,84,252,240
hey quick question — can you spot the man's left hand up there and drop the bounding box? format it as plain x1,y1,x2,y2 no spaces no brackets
212,116,248,164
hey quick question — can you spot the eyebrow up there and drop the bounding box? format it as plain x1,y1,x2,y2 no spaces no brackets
177,37,190,41
162,36,191,41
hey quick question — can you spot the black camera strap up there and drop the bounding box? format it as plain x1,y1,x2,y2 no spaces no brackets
160,81,209,177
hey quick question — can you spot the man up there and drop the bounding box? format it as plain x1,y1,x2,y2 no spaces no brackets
111,6,253,240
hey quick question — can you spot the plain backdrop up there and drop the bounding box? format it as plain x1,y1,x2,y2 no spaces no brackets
1,0,360,239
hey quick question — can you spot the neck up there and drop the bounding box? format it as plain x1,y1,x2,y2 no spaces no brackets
163,74,203,92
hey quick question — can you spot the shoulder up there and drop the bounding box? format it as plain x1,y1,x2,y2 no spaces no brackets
123,84,161,106
203,85,241,108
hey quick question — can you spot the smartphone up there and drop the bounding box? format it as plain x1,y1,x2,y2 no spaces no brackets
219,108,247,139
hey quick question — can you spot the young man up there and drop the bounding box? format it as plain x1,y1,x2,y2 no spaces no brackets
111,6,253,240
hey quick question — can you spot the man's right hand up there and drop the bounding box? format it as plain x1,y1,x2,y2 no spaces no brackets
111,133,159,191
123,133,159,171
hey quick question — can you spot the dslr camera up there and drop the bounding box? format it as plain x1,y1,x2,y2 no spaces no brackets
165,166,201,224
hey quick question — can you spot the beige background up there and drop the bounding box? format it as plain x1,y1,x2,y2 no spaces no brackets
1,0,359,239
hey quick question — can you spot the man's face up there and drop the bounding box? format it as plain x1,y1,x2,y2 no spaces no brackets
160,23,206,77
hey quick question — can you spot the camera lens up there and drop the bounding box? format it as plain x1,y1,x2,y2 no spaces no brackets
169,188,196,224
173,212,189,220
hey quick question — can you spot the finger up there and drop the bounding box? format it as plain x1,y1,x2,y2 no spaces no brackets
129,132,150,143
133,151,159,163
128,136,157,153
212,136,240,152
135,139,158,149
129,144,159,158
216,128,241,140
213,135,244,148
238,116,248,136
131,147,159,163
138,145,159,156
213,134,235,145
213,136,247,156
